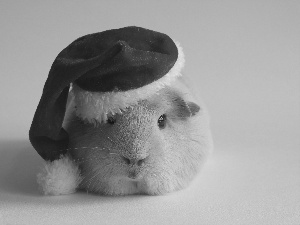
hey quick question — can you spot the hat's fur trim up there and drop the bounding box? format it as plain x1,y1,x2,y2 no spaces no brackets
71,42,185,124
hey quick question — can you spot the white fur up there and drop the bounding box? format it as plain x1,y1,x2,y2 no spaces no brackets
37,156,82,195
71,42,185,124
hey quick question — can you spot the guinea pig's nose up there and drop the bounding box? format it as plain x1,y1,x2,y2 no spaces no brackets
122,156,147,166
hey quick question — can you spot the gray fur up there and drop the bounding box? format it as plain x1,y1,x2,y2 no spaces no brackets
65,84,213,195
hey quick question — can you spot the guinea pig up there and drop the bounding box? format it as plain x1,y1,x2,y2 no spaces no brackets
64,78,213,195
31,27,213,196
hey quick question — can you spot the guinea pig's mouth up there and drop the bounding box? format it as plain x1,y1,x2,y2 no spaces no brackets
122,176,142,185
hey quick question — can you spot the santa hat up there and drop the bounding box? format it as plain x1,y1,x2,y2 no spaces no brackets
29,26,185,162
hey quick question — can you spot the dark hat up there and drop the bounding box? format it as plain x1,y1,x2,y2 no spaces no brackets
29,26,184,161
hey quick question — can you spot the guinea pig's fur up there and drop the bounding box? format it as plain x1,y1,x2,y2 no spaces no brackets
64,79,213,195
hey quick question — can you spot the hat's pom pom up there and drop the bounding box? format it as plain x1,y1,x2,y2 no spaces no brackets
37,156,82,195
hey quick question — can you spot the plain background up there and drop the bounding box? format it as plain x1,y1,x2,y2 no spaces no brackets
0,1,299,224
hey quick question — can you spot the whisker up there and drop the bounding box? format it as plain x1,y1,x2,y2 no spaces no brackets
71,149,119,165
86,172,99,192
82,162,113,192
107,136,128,151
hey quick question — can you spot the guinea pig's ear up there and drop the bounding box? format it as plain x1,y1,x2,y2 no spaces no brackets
172,96,200,119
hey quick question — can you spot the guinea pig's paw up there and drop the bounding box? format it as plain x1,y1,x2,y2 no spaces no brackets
37,156,82,195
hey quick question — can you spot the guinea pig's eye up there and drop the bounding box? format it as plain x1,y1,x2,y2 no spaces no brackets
158,114,166,129
107,116,116,125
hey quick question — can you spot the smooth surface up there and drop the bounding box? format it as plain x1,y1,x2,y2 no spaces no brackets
0,1,299,224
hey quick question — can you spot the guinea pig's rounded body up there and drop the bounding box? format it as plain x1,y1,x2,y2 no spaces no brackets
64,78,213,195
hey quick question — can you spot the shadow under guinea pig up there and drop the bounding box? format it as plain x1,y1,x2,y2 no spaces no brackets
0,140,158,206
0,140,43,197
